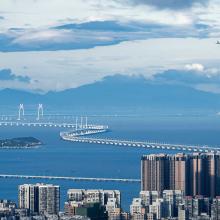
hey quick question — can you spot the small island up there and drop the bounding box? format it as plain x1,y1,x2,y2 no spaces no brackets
0,137,42,149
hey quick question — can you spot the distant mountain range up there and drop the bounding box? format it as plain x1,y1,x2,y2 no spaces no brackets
1,75,220,114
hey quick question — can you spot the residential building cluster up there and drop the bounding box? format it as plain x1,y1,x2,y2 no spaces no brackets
130,190,220,220
64,189,123,219
2,153,220,219
0,184,126,220
141,153,220,197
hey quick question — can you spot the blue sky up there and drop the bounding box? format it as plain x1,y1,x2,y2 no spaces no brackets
0,0,220,93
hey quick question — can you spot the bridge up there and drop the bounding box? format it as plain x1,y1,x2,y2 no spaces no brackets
0,174,140,183
1,104,219,154
0,104,108,129
60,131,220,153
0,121,108,129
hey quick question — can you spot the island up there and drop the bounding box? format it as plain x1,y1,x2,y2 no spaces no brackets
0,137,42,149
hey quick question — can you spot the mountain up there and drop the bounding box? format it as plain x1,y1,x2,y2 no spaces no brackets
0,88,43,105
1,75,220,114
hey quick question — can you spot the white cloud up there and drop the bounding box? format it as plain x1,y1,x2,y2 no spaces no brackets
0,0,219,43
0,0,219,94
0,0,195,32
185,63,205,72
192,0,220,36
0,0,219,41
11,29,73,45
195,84,220,94
0,37,220,92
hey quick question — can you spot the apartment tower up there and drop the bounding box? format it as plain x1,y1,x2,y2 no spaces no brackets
141,153,220,197
18,183,60,215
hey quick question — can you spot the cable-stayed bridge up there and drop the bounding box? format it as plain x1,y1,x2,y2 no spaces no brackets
0,121,107,129
60,130,220,153
0,104,107,129
1,104,220,154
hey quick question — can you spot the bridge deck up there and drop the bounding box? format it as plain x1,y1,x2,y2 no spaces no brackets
0,174,140,183
0,121,108,129
61,134,220,153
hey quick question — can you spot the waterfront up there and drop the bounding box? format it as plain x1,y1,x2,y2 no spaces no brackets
1,114,220,210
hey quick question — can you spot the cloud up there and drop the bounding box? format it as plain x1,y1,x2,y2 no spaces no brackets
11,29,77,47
154,69,215,84
0,37,219,92
55,20,137,32
185,63,205,72
0,0,217,50
124,0,208,9
0,21,154,52
0,69,31,83
0,0,218,40
0,19,210,52
152,65,220,94
8,27,142,51
0,16,4,20
0,0,204,32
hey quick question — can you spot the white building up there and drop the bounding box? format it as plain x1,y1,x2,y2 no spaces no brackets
130,198,145,216
140,191,159,207
19,183,60,215
67,189,120,207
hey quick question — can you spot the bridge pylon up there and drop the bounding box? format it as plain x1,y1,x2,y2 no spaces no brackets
80,116,83,128
17,104,24,120
36,104,43,121
85,116,88,128
75,117,78,130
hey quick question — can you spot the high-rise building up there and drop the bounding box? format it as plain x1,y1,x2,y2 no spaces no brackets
169,153,187,193
67,189,120,207
178,204,189,220
130,198,146,220
18,184,39,214
65,189,120,220
211,197,220,219
18,183,60,215
140,191,159,207
141,154,168,192
38,184,60,215
129,190,220,220
141,153,220,197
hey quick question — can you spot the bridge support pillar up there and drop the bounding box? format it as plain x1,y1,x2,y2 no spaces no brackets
36,104,43,121
18,104,24,120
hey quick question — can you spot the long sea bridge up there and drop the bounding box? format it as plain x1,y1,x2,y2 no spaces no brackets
60,129,220,154
1,103,220,154
1,104,220,185
0,174,140,183
0,104,107,129
0,121,107,129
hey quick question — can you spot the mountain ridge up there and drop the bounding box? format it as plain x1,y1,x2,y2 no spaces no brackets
1,75,220,113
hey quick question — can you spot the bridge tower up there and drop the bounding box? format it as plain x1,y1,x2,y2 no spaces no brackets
18,104,24,120
36,104,43,120
85,116,88,128
75,117,78,130
80,117,83,128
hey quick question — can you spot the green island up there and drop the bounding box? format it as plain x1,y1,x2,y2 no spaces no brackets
0,137,42,149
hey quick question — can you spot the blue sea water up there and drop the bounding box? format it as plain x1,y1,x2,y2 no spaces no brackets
1,114,220,211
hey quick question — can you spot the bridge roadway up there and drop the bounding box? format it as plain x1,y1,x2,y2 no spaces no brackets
0,121,108,129
61,135,220,153
0,174,140,183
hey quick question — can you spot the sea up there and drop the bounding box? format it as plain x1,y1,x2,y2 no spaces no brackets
1,113,220,211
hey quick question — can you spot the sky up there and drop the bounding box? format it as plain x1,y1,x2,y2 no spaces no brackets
0,0,220,93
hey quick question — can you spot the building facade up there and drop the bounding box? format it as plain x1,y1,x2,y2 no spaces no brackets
18,183,60,215
65,189,121,220
141,153,220,197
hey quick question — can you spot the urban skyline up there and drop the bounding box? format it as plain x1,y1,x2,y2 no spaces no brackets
3,152,220,219
0,0,220,219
